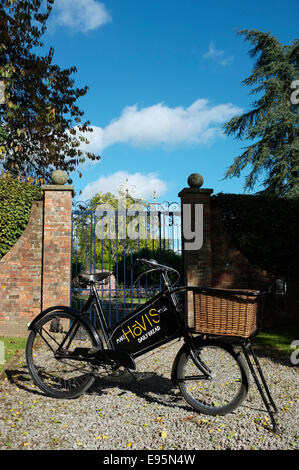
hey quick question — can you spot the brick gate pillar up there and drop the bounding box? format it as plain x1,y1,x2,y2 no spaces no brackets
42,171,74,310
178,173,213,327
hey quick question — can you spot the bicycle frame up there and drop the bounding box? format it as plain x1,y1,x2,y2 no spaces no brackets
79,270,187,360
26,260,279,432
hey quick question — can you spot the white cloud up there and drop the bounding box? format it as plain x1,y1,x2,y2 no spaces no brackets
203,41,234,66
78,99,242,154
54,0,111,32
80,171,168,201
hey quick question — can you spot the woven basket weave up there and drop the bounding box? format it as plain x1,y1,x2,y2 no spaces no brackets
194,288,261,338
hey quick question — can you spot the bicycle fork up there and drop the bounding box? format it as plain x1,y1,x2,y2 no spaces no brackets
189,347,213,380
172,341,213,384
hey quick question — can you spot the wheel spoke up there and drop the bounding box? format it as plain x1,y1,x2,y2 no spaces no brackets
177,341,248,415
26,312,97,398
36,326,59,352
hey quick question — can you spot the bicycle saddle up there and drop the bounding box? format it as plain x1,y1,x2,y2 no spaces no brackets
78,271,112,283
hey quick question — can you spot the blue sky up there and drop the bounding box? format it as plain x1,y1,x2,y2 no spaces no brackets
42,0,298,203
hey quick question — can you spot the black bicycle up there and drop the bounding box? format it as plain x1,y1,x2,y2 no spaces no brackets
26,258,278,429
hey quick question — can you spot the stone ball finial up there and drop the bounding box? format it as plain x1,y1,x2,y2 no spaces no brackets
51,170,68,185
187,173,204,188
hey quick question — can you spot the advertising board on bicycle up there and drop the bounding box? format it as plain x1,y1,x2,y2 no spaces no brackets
109,293,181,356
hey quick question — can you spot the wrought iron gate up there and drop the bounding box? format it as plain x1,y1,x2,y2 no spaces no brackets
71,193,181,327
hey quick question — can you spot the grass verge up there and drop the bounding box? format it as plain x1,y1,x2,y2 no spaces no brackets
252,326,299,361
0,336,26,374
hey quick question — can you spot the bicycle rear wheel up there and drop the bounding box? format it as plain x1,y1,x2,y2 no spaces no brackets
26,311,97,399
176,339,249,415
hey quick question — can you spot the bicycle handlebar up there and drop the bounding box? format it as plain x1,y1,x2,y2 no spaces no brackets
135,258,181,288
136,258,158,266
136,258,176,271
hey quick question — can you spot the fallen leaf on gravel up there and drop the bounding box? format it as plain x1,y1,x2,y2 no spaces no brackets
197,419,208,425
179,415,197,421
126,442,132,447
161,431,167,438
50,417,61,424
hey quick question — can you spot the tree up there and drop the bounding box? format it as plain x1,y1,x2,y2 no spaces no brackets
72,191,178,281
73,192,162,274
224,30,299,197
0,0,100,182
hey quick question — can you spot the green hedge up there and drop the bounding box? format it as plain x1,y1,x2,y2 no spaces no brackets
211,193,299,278
0,175,42,259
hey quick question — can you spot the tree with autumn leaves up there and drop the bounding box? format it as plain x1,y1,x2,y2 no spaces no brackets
0,0,99,182
0,5,298,196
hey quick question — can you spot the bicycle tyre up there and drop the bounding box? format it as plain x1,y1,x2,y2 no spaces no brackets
26,311,98,399
176,338,249,416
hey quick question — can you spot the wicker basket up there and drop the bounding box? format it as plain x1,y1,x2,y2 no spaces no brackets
194,288,262,338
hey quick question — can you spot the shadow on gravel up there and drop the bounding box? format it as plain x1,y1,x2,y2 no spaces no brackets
4,365,192,411
5,365,49,398
90,370,192,411
4,365,277,422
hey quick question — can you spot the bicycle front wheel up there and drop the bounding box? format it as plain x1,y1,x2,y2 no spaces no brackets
26,311,97,399
176,339,249,416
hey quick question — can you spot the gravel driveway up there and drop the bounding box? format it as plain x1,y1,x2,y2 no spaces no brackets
0,339,298,451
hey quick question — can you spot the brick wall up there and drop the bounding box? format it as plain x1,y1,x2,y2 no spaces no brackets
179,181,298,328
178,186,213,328
0,201,43,336
211,204,271,290
0,185,74,337
42,187,73,311
210,204,298,327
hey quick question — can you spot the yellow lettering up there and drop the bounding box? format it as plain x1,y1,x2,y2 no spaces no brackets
135,316,147,331
149,309,160,323
132,323,143,337
144,313,152,327
122,325,135,342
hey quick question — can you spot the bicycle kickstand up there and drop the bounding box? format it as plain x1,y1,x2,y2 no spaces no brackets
241,339,279,433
